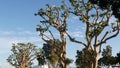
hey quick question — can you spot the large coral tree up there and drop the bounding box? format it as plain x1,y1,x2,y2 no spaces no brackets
67,0,120,68
35,1,71,68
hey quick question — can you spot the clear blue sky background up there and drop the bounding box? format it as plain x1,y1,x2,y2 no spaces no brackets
0,0,120,68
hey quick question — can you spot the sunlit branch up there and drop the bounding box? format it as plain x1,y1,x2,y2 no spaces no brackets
66,32,87,47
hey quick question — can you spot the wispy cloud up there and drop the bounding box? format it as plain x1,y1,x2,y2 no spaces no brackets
0,31,15,35
68,16,79,23
0,30,38,36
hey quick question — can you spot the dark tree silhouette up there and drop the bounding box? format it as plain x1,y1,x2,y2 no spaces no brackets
116,52,120,64
36,49,46,68
76,48,95,68
98,46,117,68
90,0,120,19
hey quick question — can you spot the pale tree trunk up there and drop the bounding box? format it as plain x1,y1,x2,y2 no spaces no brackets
59,32,68,68
90,62,93,68
59,47,67,68
65,64,69,68
93,52,99,68
87,47,99,68
20,63,28,68
63,44,68,68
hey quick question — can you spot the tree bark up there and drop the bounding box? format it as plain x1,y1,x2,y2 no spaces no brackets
93,53,99,68
65,64,69,68
59,32,68,68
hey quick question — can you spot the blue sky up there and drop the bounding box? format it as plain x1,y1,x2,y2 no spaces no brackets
0,0,120,68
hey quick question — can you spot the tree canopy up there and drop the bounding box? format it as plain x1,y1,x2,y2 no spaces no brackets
90,0,120,19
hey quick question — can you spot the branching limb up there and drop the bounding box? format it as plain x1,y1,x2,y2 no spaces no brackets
97,23,119,46
96,31,109,47
66,32,87,47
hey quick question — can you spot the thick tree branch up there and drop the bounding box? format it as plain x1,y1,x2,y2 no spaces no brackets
94,6,99,23
94,36,98,46
66,32,87,47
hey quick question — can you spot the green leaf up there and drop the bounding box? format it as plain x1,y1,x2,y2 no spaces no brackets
91,14,96,17
46,4,50,8
61,5,65,10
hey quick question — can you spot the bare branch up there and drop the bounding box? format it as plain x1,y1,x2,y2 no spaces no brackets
66,32,87,47
96,31,109,47
97,24,119,46
99,44,102,54
81,0,87,10
94,36,98,46
94,6,99,23
41,33,51,41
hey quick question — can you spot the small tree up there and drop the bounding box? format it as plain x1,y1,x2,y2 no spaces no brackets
7,43,37,68
102,45,112,57
98,46,117,68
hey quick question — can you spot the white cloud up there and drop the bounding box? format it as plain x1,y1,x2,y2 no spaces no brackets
0,31,15,35
17,31,38,35
0,30,38,36
0,61,14,68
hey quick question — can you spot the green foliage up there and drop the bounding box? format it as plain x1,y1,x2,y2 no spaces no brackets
98,56,117,67
65,58,73,65
98,46,117,67
116,52,120,64
90,0,120,19
75,48,95,68
36,25,49,34
37,49,46,66
89,20,108,39
102,46,112,57
69,0,78,6
35,3,70,34
42,39,62,66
